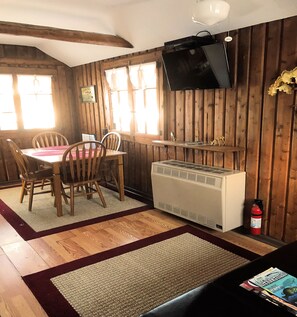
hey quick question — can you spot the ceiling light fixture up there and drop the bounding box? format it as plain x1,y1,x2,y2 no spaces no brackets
224,31,232,42
192,0,230,26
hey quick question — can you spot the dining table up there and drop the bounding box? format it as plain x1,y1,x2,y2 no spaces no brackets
22,145,127,217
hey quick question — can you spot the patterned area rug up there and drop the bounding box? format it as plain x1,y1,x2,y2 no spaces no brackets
23,225,259,317
0,186,149,240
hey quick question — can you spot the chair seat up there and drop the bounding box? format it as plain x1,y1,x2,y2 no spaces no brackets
62,177,101,186
26,167,53,181
60,166,101,185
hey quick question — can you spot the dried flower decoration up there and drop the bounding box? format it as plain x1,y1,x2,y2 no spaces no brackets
210,136,225,146
268,66,297,96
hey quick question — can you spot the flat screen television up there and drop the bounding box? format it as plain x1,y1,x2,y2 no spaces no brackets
162,41,231,91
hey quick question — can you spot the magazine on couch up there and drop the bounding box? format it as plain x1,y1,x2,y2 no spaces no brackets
240,267,297,316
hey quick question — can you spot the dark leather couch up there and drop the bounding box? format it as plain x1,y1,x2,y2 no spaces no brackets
140,240,297,317
139,284,207,317
139,282,269,317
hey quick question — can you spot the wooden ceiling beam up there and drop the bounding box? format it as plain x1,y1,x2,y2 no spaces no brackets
0,21,133,48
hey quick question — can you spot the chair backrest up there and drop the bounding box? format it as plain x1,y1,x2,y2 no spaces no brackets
7,139,33,180
60,141,106,185
32,131,69,148
101,132,121,151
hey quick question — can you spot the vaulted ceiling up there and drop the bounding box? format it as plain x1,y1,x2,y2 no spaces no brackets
0,0,296,67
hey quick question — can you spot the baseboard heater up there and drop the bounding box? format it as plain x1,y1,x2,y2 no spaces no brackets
151,160,246,232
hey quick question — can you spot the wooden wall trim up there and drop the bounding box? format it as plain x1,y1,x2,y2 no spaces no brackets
0,58,64,66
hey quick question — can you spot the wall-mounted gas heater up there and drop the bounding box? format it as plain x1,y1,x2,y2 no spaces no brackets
151,160,246,232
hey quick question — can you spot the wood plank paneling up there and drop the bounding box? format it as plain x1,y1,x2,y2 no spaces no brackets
184,90,195,162
214,89,225,167
236,27,251,171
194,90,204,164
71,16,297,243
175,91,186,161
285,92,297,242
204,89,215,165
245,24,266,227
258,21,281,234
73,62,106,140
269,17,297,241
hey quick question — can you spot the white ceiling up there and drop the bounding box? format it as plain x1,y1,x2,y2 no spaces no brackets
0,0,296,67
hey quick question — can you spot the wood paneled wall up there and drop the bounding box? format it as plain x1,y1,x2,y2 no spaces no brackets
0,45,77,184
72,63,106,141
72,16,297,243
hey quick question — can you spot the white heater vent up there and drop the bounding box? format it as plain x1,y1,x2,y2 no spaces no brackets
154,163,223,189
151,160,246,232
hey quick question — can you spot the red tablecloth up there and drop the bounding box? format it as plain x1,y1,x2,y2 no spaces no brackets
31,146,69,156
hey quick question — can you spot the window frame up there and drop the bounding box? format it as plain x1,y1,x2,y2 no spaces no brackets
101,51,164,143
0,67,58,132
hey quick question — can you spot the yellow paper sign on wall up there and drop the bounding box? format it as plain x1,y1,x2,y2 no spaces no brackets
81,86,96,102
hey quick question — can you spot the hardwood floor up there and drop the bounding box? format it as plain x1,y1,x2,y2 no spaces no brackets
0,208,276,317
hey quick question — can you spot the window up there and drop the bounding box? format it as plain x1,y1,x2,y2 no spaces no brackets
0,74,55,130
0,75,17,130
105,61,160,136
105,67,131,133
129,63,159,135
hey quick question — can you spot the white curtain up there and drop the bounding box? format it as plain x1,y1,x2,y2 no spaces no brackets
105,67,128,91
128,62,157,89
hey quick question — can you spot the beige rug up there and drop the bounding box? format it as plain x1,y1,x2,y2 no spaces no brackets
51,232,249,317
0,186,146,232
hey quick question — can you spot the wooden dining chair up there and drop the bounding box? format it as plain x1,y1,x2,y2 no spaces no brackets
60,141,107,216
6,139,54,211
101,132,121,151
32,131,69,148
100,132,121,189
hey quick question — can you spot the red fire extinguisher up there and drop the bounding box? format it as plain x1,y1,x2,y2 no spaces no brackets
250,204,262,235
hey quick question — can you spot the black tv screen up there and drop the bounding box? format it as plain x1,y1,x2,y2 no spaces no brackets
162,42,231,91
